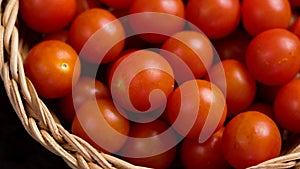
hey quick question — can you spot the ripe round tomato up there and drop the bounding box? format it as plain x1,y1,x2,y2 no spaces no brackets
246,28,300,86
222,111,282,169
69,8,125,64
129,0,185,43
24,40,81,98
206,59,256,117
241,0,291,36
186,0,241,39
180,127,231,169
161,31,214,80
167,79,227,141
59,77,110,126
71,98,130,153
119,119,178,169
20,0,76,33
274,79,300,133
99,0,134,9
212,28,253,63
109,50,174,113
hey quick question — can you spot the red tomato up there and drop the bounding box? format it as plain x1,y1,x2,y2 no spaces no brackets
20,0,76,33
222,111,282,169
246,28,300,86
241,0,291,36
167,79,227,141
119,119,178,169
212,28,253,63
206,59,256,117
274,79,300,133
24,40,81,98
69,8,125,64
180,127,231,169
129,0,185,43
59,77,110,127
99,0,134,9
161,31,214,80
186,0,241,39
71,98,130,153
109,50,174,113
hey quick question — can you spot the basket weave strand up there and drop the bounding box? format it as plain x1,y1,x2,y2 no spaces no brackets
1,0,300,168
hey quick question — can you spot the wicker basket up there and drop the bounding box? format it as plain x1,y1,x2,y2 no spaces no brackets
1,0,300,168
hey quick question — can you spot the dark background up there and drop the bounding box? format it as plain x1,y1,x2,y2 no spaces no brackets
0,80,70,169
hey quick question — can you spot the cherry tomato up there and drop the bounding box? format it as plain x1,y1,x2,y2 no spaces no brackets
109,50,174,113
69,8,125,64
99,0,134,9
20,0,76,33
59,77,110,127
222,111,282,169
161,31,214,80
71,98,130,153
180,127,231,169
186,0,241,39
119,119,178,169
24,40,81,98
241,0,291,36
212,28,253,63
206,59,256,117
167,79,227,141
274,79,300,133
246,28,300,86
129,0,185,43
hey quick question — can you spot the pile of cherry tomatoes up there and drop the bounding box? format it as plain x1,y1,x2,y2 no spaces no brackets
19,0,300,168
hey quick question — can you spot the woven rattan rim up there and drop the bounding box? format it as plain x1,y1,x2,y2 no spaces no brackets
1,0,300,168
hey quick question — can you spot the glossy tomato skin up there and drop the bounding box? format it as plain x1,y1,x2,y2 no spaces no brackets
246,28,300,86
242,0,291,36
109,50,174,113
59,77,110,127
71,98,130,154
43,29,69,43
119,119,178,169
161,31,214,80
24,40,81,98
69,8,125,64
206,59,256,117
167,79,227,140
20,0,76,33
129,0,185,43
274,79,300,133
180,127,231,169
222,111,282,169
186,0,241,39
